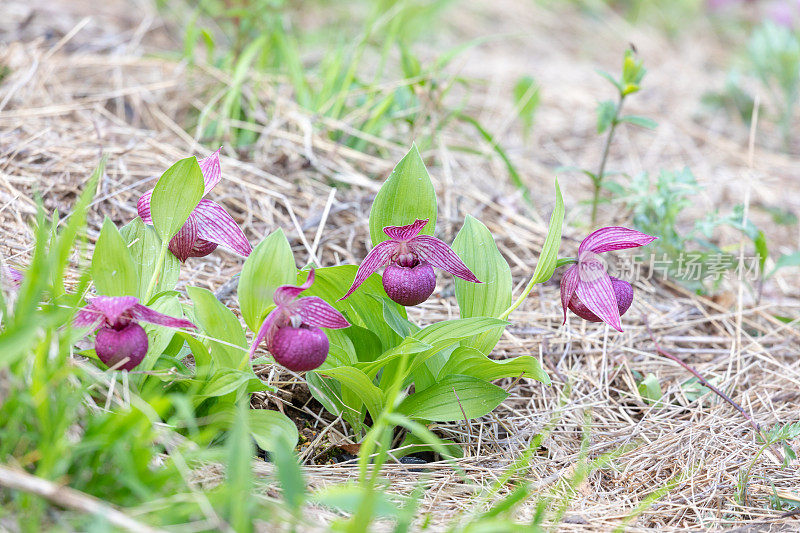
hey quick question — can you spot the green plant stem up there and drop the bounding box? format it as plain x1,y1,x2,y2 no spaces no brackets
144,241,168,304
591,95,625,227
499,257,576,320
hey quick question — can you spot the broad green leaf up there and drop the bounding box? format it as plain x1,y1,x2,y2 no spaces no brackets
92,217,138,297
369,144,437,246
378,296,419,338
451,215,512,354
320,366,385,421
300,266,406,351
596,100,616,134
530,180,565,285
619,115,657,130
271,428,306,513
198,370,263,398
359,337,433,380
238,229,296,332
249,409,299,453
138,293,184,373
396,375,508,422
343,325,383,363
225,400,254,533
120,217,180,299
306,371,345,418
438,346,550,385
754,230,768,272
150,156,204,241
175,331,213,379
187,286,248,371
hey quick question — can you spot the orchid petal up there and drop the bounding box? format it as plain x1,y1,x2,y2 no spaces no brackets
383,219,429,241
190,238,219,258
339,240,400,300
130,304,196,329
74,306,105,330
193,199,252,257
137,190,153,224
2,266,23,287
168,215,199,263
85,296,139,327
559,265,580,324
574,266,622,332
199,149,222,195
295,296,350,329
274,269,316,307
249,308,280,359
579,226,657,255
408,235,481,283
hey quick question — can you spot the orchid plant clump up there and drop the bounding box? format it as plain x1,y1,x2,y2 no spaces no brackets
14,142,656,455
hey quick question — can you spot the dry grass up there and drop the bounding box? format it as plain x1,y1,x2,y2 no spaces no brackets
2,0,800,530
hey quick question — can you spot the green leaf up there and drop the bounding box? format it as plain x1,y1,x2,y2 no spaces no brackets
638,373,663,406
596,100,616,134
513,75,540,136
438,346,549,385
343,325,383,363
137,294,184,373
396,375,508,422
368,144,437,246
300,266,407,352
120,217,180,299
377,296,419,338
92,217,138,297
249,409,299,453
238,229,296,332
149,156,205,241
198,370,263,398
271,428,306,513
175,330,213,379
451,215,512,354
530,180,565,285
770,251,800,277
754,230,768,272
619,115,657,130
320,366,385,421
187,286,248,371
596,68,623,92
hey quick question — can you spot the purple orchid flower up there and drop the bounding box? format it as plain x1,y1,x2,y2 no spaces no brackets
75,296,196,371
137,149,252,262
249,268,350,372
340,219,481,306
560,227,656,332
2,265,22,288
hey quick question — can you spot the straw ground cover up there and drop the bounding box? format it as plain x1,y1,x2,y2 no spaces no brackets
2,0,800,530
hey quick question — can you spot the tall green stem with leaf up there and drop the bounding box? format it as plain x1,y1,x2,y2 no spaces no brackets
588,48,655,227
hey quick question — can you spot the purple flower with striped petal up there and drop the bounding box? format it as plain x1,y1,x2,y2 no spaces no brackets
249,269,350,372
137,149,252,262
560,227,656,332
340,219,481,306
75,296,196,371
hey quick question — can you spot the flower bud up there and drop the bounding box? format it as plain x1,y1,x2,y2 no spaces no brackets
568,277,633,323
269,325,329,372
382,261,436,307
95,322,149,371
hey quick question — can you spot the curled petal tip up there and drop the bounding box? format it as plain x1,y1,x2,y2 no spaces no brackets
383,218,429,241
579,226,658,255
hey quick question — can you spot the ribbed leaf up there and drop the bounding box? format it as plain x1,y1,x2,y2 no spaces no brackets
238,229,296,332
92,217,138,297
531,180,565,284
120,217,179,299
368,144,437,246
149,156,204,241
438,346,550,385
451,215,512,354
396,375,507,422
187,286,248,370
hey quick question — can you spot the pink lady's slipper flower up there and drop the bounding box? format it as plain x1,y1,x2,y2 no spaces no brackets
249,269,350,372
137,150,252,262
340,219,481,306
560,227,656,332
75,296,196,371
